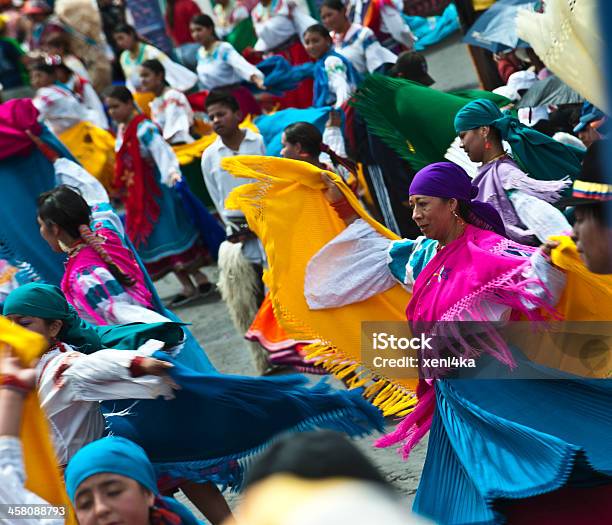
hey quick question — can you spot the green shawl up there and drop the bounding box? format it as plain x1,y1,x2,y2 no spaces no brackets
351,75,512,171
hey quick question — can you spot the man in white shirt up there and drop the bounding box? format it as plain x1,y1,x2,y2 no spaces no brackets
201,90,267,266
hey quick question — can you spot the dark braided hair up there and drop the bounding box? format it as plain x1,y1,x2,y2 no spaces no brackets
37,186,135,287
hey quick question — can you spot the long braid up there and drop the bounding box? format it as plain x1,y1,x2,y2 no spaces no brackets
320,143,357,177
78,225,136,287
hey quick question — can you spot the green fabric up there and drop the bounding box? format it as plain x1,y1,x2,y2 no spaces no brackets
351,75,511,171
3,283,102,353
96,322,186,350
454,98,584,182
3,283,187,354
225,17,257,53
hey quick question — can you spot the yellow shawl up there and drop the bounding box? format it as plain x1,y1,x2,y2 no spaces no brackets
223,156,417,416
0,316,75,523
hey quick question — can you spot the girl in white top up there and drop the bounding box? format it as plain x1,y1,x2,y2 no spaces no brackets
190,14,265,90
140,59,195,144
30,62,90,136
320,0,396,74
112,23,197,93
251,0,317,52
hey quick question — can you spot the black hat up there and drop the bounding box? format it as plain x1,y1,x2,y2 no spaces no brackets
390,51,434,86
561,140,612,207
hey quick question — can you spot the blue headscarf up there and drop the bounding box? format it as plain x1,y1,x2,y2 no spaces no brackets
313,50,362,108
65,437,202,524
454,98,584,183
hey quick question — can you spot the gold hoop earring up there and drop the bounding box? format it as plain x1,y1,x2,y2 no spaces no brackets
452,210,465,225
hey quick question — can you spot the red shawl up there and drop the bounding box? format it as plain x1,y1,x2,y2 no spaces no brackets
0,99,42,160
114,114,161,247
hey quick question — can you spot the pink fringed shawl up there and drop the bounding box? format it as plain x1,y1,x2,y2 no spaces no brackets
0,99,42,160
61,228,153,325
376,224,559,457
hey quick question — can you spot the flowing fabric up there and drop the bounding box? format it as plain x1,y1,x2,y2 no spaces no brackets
352,75,511,170
105,351,384,489
0,98,42,160
58,122,116,191
174,179,226,261
454,98,584,182
222,155,417,416
0,101,74,284
256,55,314,95
254,106,332,157
0,317,76,525
226,16,258,53
61,228,154,325
114,115,162,247
407,3,460,51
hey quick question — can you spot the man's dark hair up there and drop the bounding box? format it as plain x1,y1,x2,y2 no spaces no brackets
205,90,240,112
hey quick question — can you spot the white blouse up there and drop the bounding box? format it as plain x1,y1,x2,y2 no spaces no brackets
120,43,197,93
66,75,109,130
320,55,355,108
33,85,89,135
349,0,416,48
332,23,397,74
196,41,264,90
149,88,195,144
252,0,317,52
35,340,174,466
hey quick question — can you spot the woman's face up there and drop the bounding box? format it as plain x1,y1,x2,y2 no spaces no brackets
139,67,162,93
572,206,612,274
304,31,331,61
459,127,487,163
6,315,62,342
280,132,303,160
105,97,134,125
30,69,54,89
408,195,457,241
190,23,214,45
320,6,346,33
113,31,136,51
37,216,62,252
74,473,154,525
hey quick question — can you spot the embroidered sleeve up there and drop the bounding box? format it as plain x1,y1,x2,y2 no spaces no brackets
138,122,181,185
60,341,175,402
159,91,193,143
224,42,264,83
324,56,352,108
305,218,398,309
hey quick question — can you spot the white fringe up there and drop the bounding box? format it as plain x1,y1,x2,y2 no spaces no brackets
217,241,269,374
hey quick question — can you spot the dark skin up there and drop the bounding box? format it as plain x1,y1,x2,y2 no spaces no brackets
320,5,351,35
206,101,245,149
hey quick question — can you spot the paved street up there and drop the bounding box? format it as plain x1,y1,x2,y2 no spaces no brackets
157,33,479,518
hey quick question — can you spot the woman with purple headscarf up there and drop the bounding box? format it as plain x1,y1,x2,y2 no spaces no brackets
305,162,611,524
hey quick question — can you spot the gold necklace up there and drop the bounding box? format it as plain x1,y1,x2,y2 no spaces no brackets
485,152,508,165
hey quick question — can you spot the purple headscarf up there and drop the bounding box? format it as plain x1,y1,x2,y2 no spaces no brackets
409,162,507,237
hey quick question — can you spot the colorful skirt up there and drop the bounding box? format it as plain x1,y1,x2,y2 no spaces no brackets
246,293,325,374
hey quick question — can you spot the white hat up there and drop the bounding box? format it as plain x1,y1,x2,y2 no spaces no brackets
507,70,537,94
518,106,549,126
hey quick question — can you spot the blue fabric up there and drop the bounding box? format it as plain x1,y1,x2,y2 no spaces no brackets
388,237,437,284
312,50,362,108
413,357,612,525
174,179,226,261
256,55,314,95
65,436,157,501
0,127,74,285
405,3,460,52
573,101,607,133
254,106,333,156
136,168,201,263
103,354,384,489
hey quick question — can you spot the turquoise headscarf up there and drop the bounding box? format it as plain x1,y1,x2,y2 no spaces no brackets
454,99,584,183
3,283,102,353
65,437,202,524
3,283,186,353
